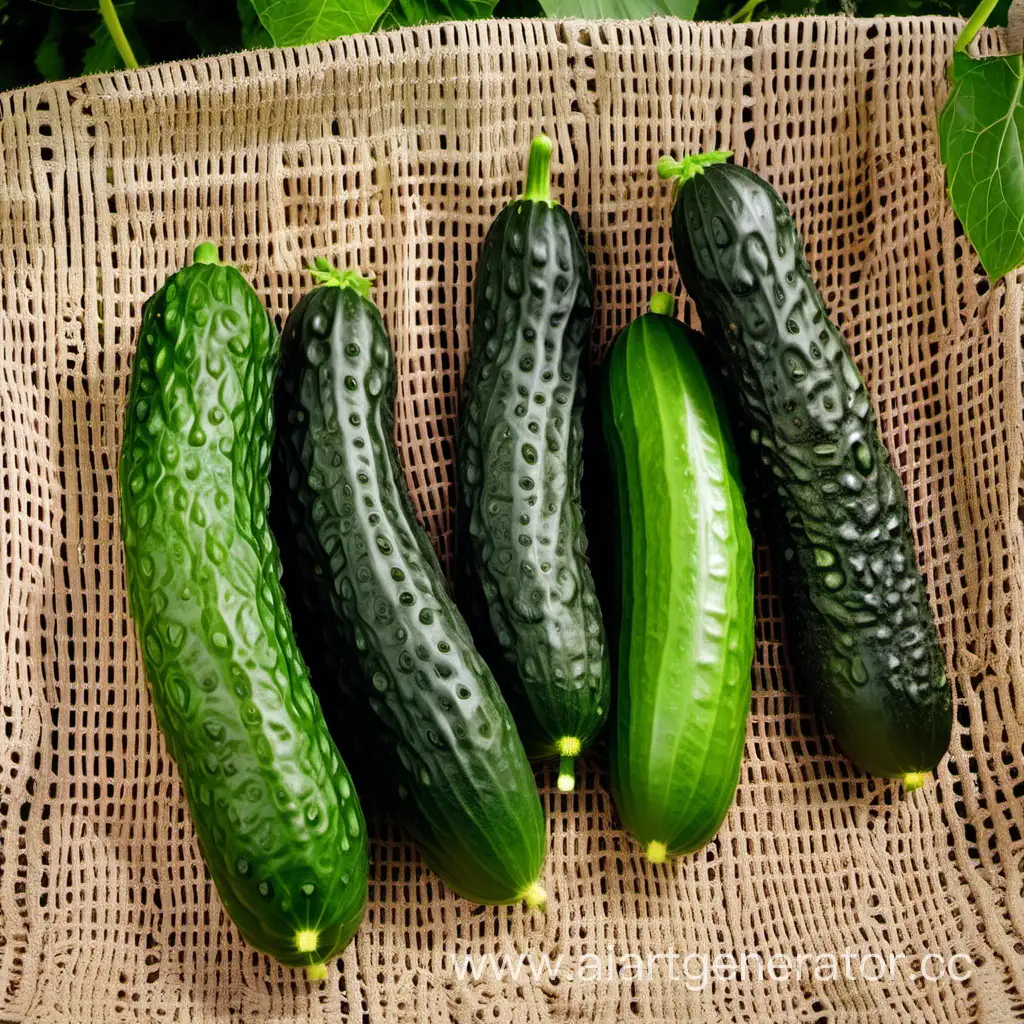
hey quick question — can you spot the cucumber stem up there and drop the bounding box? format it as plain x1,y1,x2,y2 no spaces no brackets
193,242,220,265
954,0,998,52
98,0,138,70
656,150,733,196
556,756,575,793
523,882,548,912
902,771,927,792
305,963,328,981
522,135,554,205
649,292,677,317
308,258,373,298
555,736,582,792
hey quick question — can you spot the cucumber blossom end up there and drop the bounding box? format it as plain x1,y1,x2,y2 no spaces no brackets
522,882,548,912
645,841,669,865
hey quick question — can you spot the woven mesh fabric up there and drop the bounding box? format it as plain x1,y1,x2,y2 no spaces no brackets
1,15,1022,1023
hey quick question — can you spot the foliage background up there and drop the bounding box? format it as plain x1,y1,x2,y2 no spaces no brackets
0,0,1008,93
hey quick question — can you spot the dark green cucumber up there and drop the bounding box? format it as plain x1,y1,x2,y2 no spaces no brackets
660,152,952,787
458,134,610,791
603,294,755,861
272,264,547,909
268,392,374,800
119,244,368,977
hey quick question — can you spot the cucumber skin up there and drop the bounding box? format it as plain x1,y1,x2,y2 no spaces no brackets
458,198,610,756
119,262,368,969
669,161,952,778
603,313,754,857
273,284,547,906
269,410,375,800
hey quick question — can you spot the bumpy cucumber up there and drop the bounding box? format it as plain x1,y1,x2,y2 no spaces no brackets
272,264,547,909
119,245,368,976
603,295,755,861
268,402,373,798
458,135,610,791
660,153,952,786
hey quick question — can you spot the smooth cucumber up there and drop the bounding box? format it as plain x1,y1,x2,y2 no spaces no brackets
603,294,754,861
458,135,610,791
272,263,548,909
119,245,368,976
660,152,952,786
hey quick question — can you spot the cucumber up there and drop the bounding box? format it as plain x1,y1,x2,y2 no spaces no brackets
268,417,374,800
602,294,754,861
457,134,610,791
272,263,548,909
119,244,368,977
659,152,952,786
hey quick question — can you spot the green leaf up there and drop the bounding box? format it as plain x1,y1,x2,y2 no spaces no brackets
33,10,66,78
374,0,493,29
938,51,1024,280
249,0,388,46
237,0,272,47
81,19,123,72
539,0,696,18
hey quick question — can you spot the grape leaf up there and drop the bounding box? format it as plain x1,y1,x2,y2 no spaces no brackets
938,50,1024,280
249,0,389,46
538,0,696,16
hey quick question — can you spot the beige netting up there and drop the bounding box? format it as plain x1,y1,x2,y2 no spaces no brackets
1,14,1022,1023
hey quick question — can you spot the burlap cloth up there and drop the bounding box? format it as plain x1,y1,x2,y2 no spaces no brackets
1,15,1021,1024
